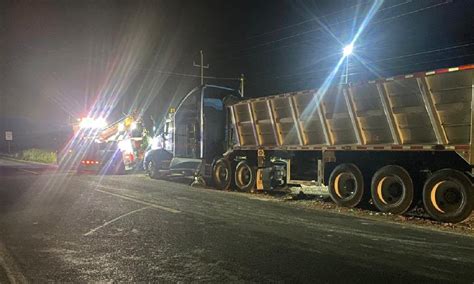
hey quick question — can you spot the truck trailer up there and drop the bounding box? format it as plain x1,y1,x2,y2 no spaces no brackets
144,64,474,223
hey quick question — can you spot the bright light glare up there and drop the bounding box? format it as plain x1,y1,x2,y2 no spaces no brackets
343,43,354,56
118,139,134,153
118,123,125,132
151,136,162,150
96,118,107,128
79,117,107,129
131,122,137,130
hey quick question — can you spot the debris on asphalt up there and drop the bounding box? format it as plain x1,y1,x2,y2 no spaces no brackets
249,191,474,237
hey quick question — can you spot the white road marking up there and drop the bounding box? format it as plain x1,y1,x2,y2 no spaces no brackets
0,240,28,283
84,206,151,236
18,168,39,175
93,188,181,214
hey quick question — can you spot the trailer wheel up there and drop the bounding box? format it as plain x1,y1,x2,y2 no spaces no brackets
212,158,232,190
328,163,364,208
371,165,413,214
234,160,256,192
423,169,473,223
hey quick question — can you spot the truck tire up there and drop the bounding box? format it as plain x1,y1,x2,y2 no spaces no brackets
147,160,162,179
234,160,256,192
212,158,232,190
115,161,126,175
371,165,413,214
328,163,364,208
423,169,473,223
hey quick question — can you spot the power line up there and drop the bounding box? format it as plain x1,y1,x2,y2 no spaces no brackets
245,51,474,92
212,0,447,64
212,0,415,61
250,36,474,86
267,51,474,90
372,42,474,63
248,18,473,79
346,52,474,77
214,0,372,49
146,68,240,81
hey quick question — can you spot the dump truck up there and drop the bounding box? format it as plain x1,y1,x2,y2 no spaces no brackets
144,65,474,223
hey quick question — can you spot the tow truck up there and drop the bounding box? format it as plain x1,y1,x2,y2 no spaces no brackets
60,115,148,174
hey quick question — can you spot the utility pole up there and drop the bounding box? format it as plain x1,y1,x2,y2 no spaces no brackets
240,74,245,97
193,50,209,85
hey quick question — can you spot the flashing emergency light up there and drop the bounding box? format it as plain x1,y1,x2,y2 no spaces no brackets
118,123,125,132
79,117,107,129
118,139,134,153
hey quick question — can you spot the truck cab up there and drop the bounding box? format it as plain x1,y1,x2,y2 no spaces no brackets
144,85,240,182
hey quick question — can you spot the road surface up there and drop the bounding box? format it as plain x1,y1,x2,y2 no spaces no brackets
0,156,57,176
0,157,473,282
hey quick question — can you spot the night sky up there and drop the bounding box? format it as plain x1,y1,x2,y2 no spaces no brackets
1,0,473,149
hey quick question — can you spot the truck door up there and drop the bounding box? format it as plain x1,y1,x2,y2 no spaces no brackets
173,88,201,159
170,85,238,176
201,86,240,177
202,95,226,161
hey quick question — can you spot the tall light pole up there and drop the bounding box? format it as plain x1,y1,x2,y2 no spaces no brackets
193,50,209,85
343,43,354,84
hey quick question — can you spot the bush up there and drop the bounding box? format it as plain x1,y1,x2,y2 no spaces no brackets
21,148,57,164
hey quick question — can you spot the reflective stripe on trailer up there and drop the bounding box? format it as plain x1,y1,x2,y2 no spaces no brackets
232,64,474,107
426,64,474,75
233,144,469,151
364,64,474,85
381,64,474,82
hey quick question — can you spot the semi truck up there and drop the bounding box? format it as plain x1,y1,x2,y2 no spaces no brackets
144,64,474,223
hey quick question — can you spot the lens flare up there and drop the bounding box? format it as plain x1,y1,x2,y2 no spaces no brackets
343,44,354,56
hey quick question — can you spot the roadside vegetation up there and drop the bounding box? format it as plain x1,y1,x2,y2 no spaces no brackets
20,148,57,164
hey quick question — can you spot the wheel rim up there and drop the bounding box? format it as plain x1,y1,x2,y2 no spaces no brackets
236,164,252,188
376,176,404,205
215,163,229,185
334,172,357,199
430,180,465,214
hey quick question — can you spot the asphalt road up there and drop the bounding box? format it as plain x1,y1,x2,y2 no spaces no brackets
0,158,473,283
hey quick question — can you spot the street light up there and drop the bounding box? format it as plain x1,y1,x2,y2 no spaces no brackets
342,43,354,84
343,43,354,57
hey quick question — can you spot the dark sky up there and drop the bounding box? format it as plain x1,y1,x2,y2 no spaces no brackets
1,0,474,142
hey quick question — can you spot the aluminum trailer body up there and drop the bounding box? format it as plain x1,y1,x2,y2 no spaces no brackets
231,66,474,163
222,64,474,223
